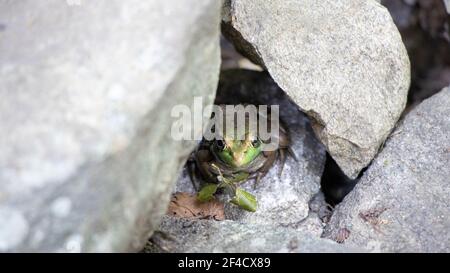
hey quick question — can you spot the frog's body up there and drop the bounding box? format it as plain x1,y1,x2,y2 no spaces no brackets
192,105,294,188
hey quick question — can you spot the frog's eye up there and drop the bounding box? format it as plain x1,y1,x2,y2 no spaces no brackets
215,139,225,150
251,139,260,148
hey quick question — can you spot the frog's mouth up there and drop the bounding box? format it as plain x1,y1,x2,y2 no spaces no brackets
212,147,252,168
211,149,265,173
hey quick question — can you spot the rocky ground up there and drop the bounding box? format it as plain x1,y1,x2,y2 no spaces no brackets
0,0,448,253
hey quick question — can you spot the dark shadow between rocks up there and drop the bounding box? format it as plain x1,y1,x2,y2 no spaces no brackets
381,0,450,108
320,153,360,206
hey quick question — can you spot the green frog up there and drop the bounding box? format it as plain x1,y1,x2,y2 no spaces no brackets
190,105,295,212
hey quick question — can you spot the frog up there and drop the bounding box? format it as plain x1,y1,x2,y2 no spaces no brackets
189,104,296,212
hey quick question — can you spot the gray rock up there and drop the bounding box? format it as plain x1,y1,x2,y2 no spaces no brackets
323,87,450,252
222,0,410,178
444,0,450,14
144,216,361,253
174,70,326,233
0,0,221,252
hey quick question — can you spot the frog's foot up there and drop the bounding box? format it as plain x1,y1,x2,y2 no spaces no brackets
277,147,298,177
278,149,287,177
252,161,279,189
247,172,262,189
287,146,298,161
251,152,277,189
187,156,199,191
253,172,265,190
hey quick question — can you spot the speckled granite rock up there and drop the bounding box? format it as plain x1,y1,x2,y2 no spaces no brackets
222,0,410,178
323,87,450,252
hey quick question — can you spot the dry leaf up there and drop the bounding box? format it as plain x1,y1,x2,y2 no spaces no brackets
167,192,225,220
359,207,389,234
335,228,351,244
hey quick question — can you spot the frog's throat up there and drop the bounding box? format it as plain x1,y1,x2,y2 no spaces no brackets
209,150,266,174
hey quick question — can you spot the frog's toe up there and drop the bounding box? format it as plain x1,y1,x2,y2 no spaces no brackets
287,147,298,161
278,149,287,177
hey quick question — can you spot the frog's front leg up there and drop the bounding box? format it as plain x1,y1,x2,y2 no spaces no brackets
187,154,199,191
277,125,298,176
228,171,250,184
192,148,217,185
249,150,278,188
279,125,297,161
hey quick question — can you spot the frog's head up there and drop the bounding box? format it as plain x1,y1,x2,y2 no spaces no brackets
213,132,262,168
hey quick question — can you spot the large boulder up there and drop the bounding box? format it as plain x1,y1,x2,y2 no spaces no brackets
323,87,450,252
222,0,410,178
0,0,221,252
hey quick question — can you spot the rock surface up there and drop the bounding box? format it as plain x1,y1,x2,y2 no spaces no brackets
0,0,221,252
222,0,410,178
144,217,361,253
175,70,327,232
323,87,450,252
